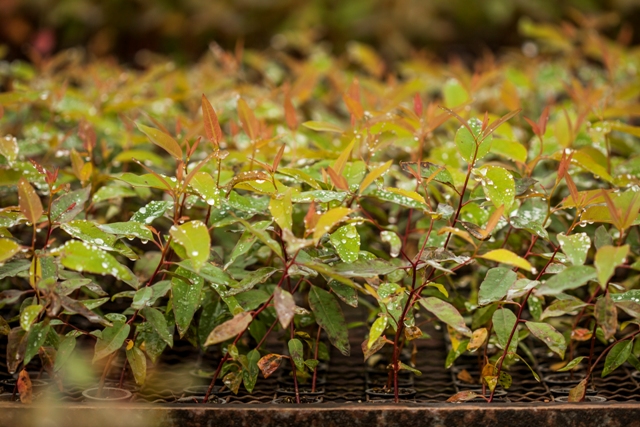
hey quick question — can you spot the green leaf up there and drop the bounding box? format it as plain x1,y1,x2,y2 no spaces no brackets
557,356,587,372
60,241,139,289
0,238,20,263
419,297,471,336
136,122,182,160
479,249,532,272
268,190,293,231
536,265,596,296
93,321,130,362
478,267,518,306
50,186,91,223
205,312,252,346
540,297,587,320
380,231,401,258
602,340,633,377
171,267,204,338
140,308,172,347
525,321,566,358
226,267,277,296
131,200,173,225
98,222,153,241
328,281,358,307
236,218,283,259
115,173,175,191
24,322,49,365
170,221,210,272
557,233,591,266
331,259,400,278
309,286,350,356
595,245,629,289
477,166,515,210
490,139,527,163
190,172,220,207
330,224,360,263
288,338,305,372
366,188,431,211
367,315,388,349
595,293,617,340
492,308,517,349
243,349,260,393
20,305,43,331
92,185,137,204
455,118,492,163
0,259,30,280
126,345,147,385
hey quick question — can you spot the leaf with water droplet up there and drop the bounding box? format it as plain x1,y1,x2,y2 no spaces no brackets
170,220,210,272
557,232,591,266
330,224,360,263
419,297,471,336
455,118,492,163
189,172,220,207
131,200,173,224
0,238,20,263
478,267,518,306
367,315,387,349
526,321,566,358
50,186,91,223
477,166,515,210
380,230,401,258
60,241,139,289
142,307,173,347
274,287,295,329
171,267,204,338
313,207,352,244
98,221,153,241
18,178,43,225
537,265,596,296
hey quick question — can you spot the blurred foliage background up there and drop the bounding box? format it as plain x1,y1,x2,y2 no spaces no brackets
1,0,640,64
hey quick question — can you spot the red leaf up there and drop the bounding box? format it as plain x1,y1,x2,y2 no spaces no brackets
257,354,283,378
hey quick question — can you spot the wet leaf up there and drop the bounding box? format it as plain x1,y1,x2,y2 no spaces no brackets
419,297,471,336
313,207,352,244
171,267,204,337
541,298,587,320
274,287,295,329
258,354,283,378
526,321,566,358
269,189,293,231
60,240,139,288
359,160,393,193
557,233,591,266
7,327,28,373
309,286,350,356
330,224,360,263
537,265,597,296
0,238,20,263
455,118,492,163
170,221,210,272
142,307,173,347
98,221,153,241
478,267,518,306
20,305,43,331
190,172,220,207
477,166,515,210
479,249,532,272
594,245,629,289
380,230,401,258
131,200,173,225
205,312,252,346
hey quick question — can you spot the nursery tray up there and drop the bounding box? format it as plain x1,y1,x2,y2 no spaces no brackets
1,323,640,427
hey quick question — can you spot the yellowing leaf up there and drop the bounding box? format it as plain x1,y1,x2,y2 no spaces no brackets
238,98,259,140
18,178,43,225
359,160,393,194
269,189,293,231
302,121,343,133
205,312,252,346
479,249,532,272
201,94,222,146
0,238,20,263
313,207,352,244
136,122,182,160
